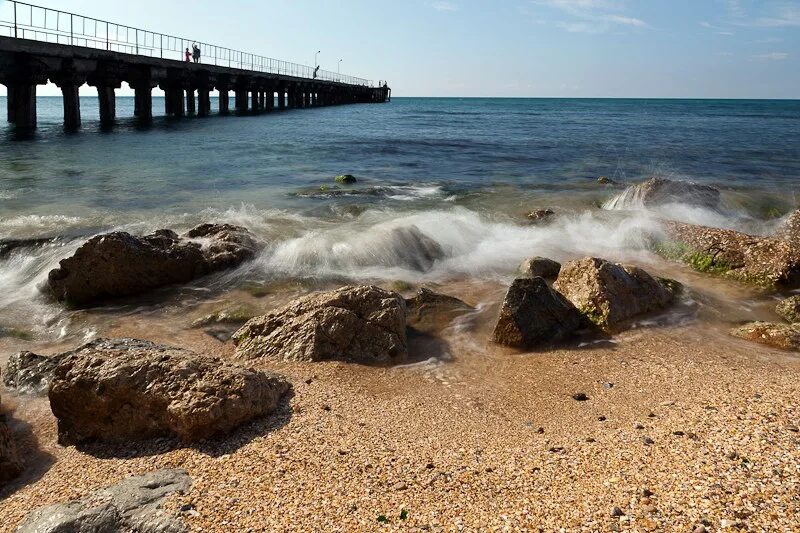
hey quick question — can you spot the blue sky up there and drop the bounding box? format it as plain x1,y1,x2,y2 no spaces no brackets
1,0,798,97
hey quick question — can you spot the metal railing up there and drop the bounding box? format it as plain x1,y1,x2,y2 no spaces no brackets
0,1,374,87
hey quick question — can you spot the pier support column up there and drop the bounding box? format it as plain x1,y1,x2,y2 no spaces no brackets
251,90,259,113
218,90,230,114
97,86,116,127
265,89,274,111
235,89,248,114
278,90,286,109
186,89,196,114
8,83,37,130
198,88,211,117
6,86,15,122
132,86,152,122
60,84,81,130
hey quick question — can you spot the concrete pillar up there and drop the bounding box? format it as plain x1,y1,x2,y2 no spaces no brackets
219,90,230,114
97,86,116,126
165,90,173,115
251,90,259,113
198,88,210,117
6,85,16,122
186,89,196,114
133,86,152,122
9,83,37,130
278,90,286,109
312,92,318,106
235,89,248,113
265,90,274,111
60,84,81,130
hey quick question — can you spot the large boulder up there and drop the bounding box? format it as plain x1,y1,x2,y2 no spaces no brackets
603,177,721,211
518,257,561,280
46,224,259,307
1,370,23,487
658,220,800,288
553,257,675,331
4,350,65,395
49,339,290,444
15,469,191,533
405,288,474,334
731,322,800,351
777,209,800,242
492,277,582,348
777,295,800,324
234,286,407,364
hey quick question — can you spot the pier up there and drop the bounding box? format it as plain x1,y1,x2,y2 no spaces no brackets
0,1,390,132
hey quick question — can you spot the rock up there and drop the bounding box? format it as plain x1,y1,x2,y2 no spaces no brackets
49,338,291,444
233,286,408,364
492,277,582,349
518,257,561,280
598,176,613,185
335,174,357,184
0,236,57,258
776,295,800,324
643,436,655,445
404,288,474,334
572,392,588,401
526,208,555,224
15,469,191,533
603,177,721,211
656,220,800,288
611,506,624,517
553,257,674,331
191,304,260,328
384,226,444,272
1,370,23,487
46,224,259,307
730,322,800,351
4,350,66,394
777,209,800,242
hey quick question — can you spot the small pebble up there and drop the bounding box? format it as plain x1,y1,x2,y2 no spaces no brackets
598,415,607,422
635,423,645,430
643,436,655,446
610,506,624,517
572,392,589,401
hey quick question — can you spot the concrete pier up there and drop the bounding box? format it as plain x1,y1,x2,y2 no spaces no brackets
0,35,390,133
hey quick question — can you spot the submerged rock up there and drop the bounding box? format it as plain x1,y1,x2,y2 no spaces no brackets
1,370,23,487
191,304,261,328
776,295,800,324
554,257,674,331
603,177,721,211
46,224,259,307
730,322,800,351
518,257,561,280
335,174,357,184
657,220,800,288
385,226,444,272
526,208,555,224
4,350,65,395
234,285,407,364
492,277,582,348
49,338,290,444
405,288,474,334
15,469,191,533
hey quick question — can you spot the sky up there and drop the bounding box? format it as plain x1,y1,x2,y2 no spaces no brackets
0,0,798,98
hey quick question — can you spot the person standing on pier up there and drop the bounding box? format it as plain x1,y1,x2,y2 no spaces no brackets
192,44,201,63
185,48,192,62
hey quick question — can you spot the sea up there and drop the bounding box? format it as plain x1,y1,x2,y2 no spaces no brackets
0,96,799,343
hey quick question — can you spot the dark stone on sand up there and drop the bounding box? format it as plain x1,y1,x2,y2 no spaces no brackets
46,224,259,307
572,392,588,401
492,277,582,349
15,469,191,533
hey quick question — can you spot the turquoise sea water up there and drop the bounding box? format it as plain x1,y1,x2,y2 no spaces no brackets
0,96,798,337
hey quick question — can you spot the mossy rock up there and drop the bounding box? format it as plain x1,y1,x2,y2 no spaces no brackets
335,174,357,184
777,295,800,324
597,176,612,185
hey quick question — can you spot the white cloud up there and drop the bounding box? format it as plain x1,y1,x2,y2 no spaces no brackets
432,1,458,12
532,0,647,33
751,52,789,60
754,5,800,27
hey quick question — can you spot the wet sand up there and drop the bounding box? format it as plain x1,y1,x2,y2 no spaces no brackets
1,274,799,532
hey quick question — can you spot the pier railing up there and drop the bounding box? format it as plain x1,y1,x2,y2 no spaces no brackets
0,1,373,87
